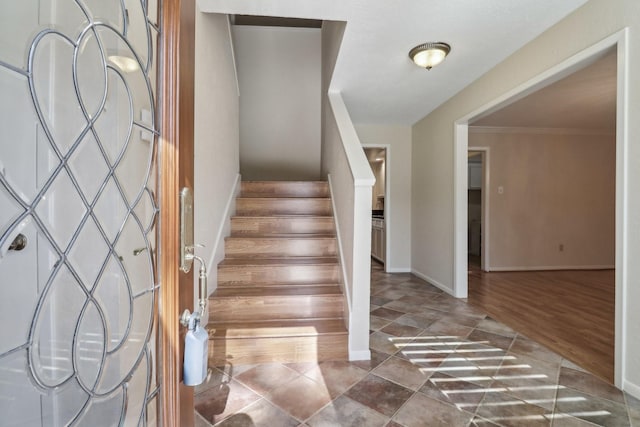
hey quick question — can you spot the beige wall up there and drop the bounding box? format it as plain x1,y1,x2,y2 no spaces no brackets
470,128,615,270
411,0,640,393
356,124,412,272
233,26,321,180
194,12,240,302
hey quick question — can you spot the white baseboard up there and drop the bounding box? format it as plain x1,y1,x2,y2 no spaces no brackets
623,379,640,400
349,349,371,361
411,269,455,297
385,267,411,273
488,264,615,272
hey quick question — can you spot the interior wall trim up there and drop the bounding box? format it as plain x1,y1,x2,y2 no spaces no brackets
469,125,615,136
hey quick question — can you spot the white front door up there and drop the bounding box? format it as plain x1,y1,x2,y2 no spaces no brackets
0,1,161,425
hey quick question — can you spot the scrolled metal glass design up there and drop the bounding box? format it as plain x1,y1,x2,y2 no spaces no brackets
0,0,161,425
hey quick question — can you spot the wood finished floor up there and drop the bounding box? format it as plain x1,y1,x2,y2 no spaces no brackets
467,261,615,383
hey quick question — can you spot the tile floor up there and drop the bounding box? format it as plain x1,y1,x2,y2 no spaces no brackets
195,263,640,427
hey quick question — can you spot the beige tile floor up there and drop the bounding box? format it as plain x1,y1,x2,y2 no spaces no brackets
195,263,640,427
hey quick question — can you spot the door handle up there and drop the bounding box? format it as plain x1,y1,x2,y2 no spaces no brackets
179,187,208,325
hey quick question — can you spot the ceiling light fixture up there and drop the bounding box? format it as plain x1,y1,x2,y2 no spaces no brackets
409,42,451,70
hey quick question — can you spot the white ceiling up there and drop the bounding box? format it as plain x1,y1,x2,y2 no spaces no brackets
198,0,588,125
472,49,617,130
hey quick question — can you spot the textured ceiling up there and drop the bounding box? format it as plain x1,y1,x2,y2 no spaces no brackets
198,0,588,125
473,49,617,130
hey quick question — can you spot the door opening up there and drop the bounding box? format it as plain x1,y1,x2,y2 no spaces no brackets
454,33,627,386
364,147,387,267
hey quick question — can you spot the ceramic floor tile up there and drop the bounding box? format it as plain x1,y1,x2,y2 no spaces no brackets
392,392,474,427
306,395,390,427
303,361,368,398
371,296,393,306
344,373,414,417
424,319,475,338
371,307,406,320
215,363,258,379
371,315,393,331
383,299,430,315
395,334,464,367
561,359,590,374
490,352,562,411
266,375,333,422
196,367,232,395
372,355,431,391
284,362,319,375
475,390,551,427
433,356,499,386
626,393,640,426
370,331,402,355
558,367,625,404
470,415,503,426
235,363,300,396
419,371,488,413
550,413,602,426
380,321,424,338
195,379,261,425
499,351,562,381
373,288,413,301
510,335,563,365
476,317,518,338
214,398,300,427
394,313,438,329
555,387,630,427
195,411,212,427
439,312,484,328
467,329,516,351
352,350,390,371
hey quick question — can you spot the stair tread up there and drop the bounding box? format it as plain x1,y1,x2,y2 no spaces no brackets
212,285,343,298
237,197,330,201
232,215,333,218
227,234,336,239
243,181,328,183
219,257,338,266
217,281,340,288
208,318,347,339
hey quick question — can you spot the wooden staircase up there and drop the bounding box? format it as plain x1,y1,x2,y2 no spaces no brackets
208,181,348,365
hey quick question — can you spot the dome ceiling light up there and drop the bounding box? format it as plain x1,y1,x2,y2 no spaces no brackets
409,42,451,70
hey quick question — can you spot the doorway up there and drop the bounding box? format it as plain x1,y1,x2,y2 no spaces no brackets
467,149,489,272
454,34,627,386
364,147,388,267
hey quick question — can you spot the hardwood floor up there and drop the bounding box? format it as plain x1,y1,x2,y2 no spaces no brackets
467,263,615,383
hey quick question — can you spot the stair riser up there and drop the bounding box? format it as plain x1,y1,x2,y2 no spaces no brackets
231,217,335,235
218,265,340,285
241,182,329,198
210,295,344,322
225,238,337,258
208,335,348,365
236,199,332,216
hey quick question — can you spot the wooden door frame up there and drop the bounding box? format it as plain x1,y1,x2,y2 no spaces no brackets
160,0,196,425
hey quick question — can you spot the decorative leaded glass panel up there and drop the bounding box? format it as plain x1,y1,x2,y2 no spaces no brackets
0,0,161,425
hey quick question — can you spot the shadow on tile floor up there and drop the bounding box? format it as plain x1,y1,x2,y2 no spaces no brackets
194,263,640,427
